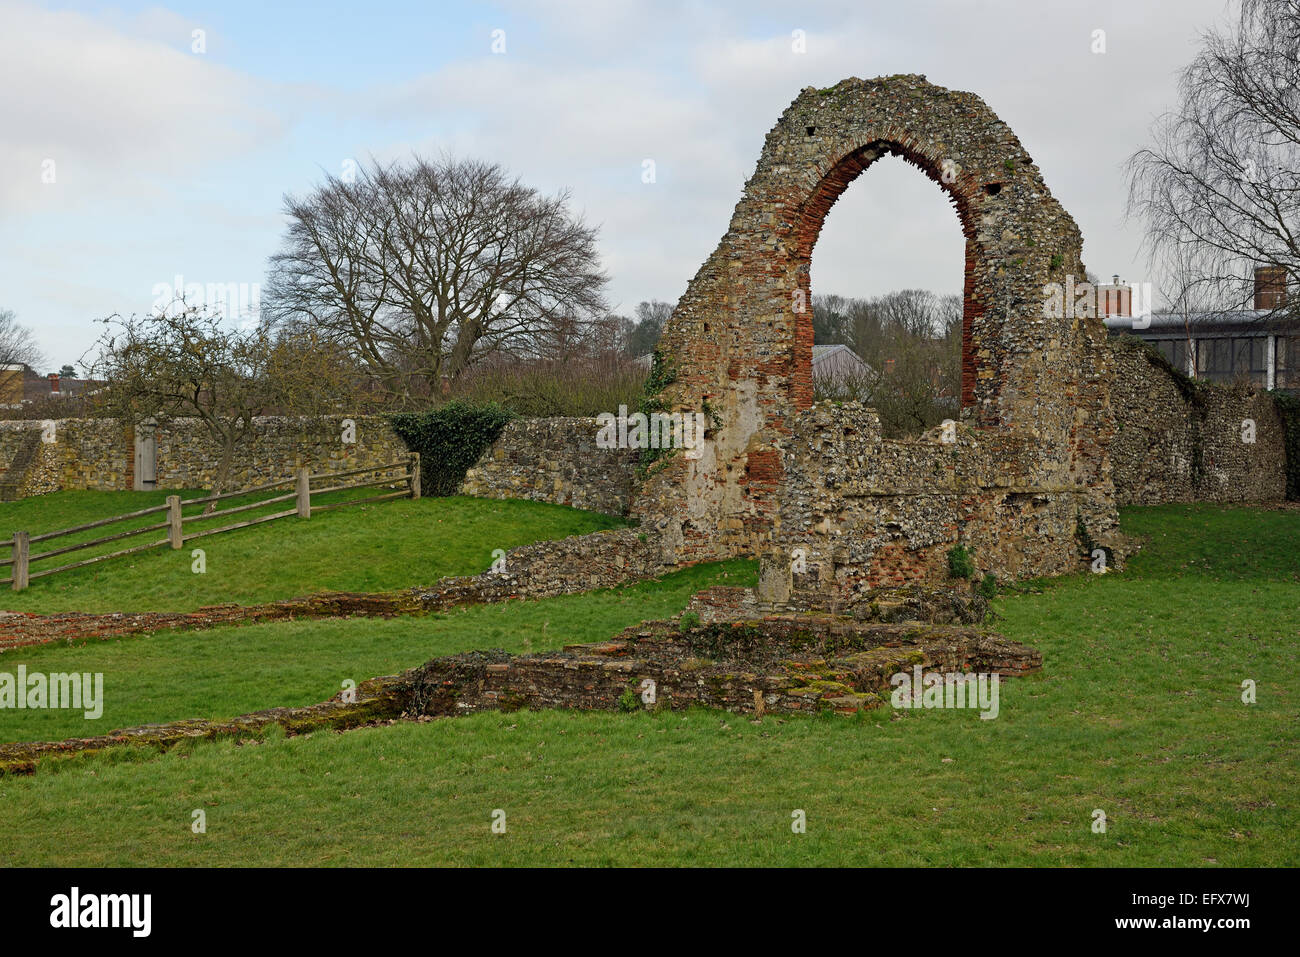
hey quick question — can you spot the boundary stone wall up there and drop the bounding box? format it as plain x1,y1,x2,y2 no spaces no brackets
460,418,638,516
0,415,405,497
1108,337,1286,504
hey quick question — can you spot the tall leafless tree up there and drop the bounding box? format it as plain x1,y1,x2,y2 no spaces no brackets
1127,0,1300,318
263,156,608,408
0,309,44,369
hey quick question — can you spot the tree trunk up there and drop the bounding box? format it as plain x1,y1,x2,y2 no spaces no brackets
204,437,237,516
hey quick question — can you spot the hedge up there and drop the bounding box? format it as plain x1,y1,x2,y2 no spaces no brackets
388,401,516,496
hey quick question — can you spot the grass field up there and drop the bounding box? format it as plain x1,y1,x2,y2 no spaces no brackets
0,559,755,743
0,490,623,613
0,503,1296,866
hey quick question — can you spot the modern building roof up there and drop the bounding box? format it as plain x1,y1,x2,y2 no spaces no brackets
1104,310,1296,335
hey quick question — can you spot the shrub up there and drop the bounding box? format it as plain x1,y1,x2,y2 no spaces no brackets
388,401,515,496
617,686,642,713
947,544,975,579
448,356,646,417
635,350,680,472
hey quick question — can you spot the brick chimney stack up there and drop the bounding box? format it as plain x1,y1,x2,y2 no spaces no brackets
1254,266,1287,310
48,373,60,394
1097,276,1131,317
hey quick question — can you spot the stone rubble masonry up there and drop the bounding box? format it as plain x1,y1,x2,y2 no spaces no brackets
459,417,638,517
0,429,48,500
683,582,990,626
1,612,1041,773
0,415,406,498
403,616,1040,720
0,420,129,499
1107,337,1286,505
749,401,1124,608
629,75,1120,606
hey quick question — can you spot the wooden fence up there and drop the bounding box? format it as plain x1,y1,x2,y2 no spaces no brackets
1,454,420,591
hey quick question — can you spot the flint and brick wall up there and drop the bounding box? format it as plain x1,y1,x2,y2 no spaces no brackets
628,75,1120,602
749,403,1121,607
459,417,638,517
0,416,405,497
1108,337,1286,504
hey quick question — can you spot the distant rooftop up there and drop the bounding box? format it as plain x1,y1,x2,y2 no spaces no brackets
1104,310,1296,333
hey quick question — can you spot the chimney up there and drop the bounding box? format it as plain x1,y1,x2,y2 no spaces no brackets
48,373,60,394
1254,265,1287,310
1097,277,1131,318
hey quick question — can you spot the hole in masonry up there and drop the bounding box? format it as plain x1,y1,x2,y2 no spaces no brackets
806,126,816,136
984,182,1002,196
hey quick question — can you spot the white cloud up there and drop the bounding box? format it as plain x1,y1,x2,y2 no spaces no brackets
0,0,281,218
0,0,1246,362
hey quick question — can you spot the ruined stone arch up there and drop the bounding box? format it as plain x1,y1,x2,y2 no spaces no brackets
791,138,982,418
637,75,1119,601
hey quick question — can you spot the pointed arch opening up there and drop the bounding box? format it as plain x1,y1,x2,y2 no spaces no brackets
801,147,970,436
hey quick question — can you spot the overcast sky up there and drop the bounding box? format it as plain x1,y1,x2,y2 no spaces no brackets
1,0,1238,370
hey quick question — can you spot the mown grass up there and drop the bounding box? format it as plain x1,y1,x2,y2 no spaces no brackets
0,491,624,613
0,560,756,743
0,504,1295,866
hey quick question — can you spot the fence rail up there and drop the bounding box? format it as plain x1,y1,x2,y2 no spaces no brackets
1,454,420,591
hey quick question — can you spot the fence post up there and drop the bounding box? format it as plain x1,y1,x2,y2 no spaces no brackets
167,495,183,549
12,531,28,591
297,467,311,518
408,453,421,500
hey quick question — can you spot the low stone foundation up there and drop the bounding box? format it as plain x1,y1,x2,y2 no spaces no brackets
0,611,1040,773
406,615,1041,719
0,675,406,775
682,582,992,625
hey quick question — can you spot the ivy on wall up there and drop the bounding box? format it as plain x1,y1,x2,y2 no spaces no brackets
634,349,678,474
1270,391,1300,501
388,401,515,496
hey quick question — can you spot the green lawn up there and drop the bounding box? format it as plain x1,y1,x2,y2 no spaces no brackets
0,560,756,743
0,490,624,613
0,504,1296,866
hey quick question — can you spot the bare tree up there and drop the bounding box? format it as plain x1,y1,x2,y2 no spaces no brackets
809,289,962,436
87,302,362,508
0,309,44,369
1127,0,1300,317
617,300,673,357
264,156,608,407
